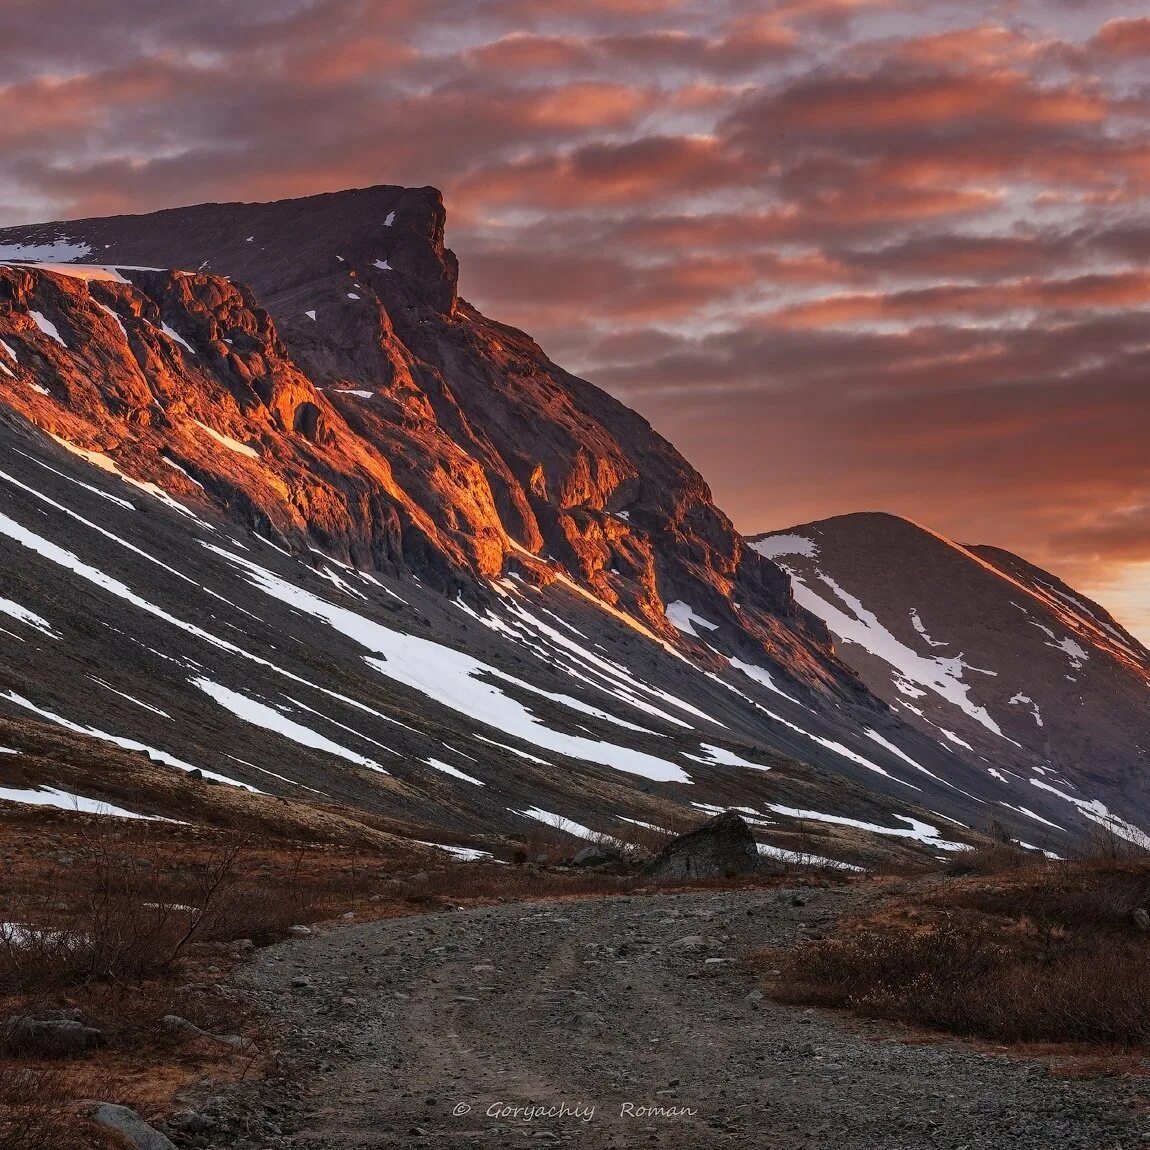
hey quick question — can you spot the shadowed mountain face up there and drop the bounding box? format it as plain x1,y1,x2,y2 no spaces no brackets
0,187,1145,863
751,513,1150,842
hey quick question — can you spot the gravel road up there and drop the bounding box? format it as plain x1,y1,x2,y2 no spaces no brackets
200,888,1149,1149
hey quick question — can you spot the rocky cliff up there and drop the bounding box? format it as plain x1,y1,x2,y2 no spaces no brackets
0,186,846,693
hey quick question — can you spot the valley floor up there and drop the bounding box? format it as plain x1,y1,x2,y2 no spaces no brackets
203,889,1149,1149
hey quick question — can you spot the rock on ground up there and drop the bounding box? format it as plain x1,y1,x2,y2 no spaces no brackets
89,1103,178,1150
642,810,763,881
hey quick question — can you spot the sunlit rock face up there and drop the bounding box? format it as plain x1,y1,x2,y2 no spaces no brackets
0,185,845,685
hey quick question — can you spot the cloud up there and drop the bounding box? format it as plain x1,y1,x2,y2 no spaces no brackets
3,0,1150,636
1093,17,1150,56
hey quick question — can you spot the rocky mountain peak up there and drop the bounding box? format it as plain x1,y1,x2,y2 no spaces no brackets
0,185,850,696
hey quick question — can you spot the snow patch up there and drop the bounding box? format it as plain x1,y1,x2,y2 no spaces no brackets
96,302,128,339
909,609,947,648
0,239,92,262
665,600,718,637
727,657,801,704
684,743,771,770
191,419,261,459
1008,693,1043,727
30,311,67,348
192,678,388,774
1029,779,1150,847
750,534,819,560
767,803,970,851
0,597,57,638
425,758,485,786
160,323,195,354
0,784,153,820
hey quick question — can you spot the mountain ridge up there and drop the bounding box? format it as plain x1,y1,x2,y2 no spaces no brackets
0,186,849,694
751,511,1150,841
0,186,1146,862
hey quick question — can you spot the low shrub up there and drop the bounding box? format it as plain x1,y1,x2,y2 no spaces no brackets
767,856,1150,1046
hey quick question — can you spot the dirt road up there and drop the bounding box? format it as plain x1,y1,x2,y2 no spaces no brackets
202,888,1148,1149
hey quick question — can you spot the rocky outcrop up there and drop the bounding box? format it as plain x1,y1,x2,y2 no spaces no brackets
642,811,763,881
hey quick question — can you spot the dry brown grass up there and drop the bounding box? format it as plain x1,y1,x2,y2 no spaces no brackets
763,853,1150,1048
0,1063,116,1150
0,811,426,1138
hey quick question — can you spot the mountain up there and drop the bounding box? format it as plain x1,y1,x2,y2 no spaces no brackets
0,187,1145,864
751,513,1150,845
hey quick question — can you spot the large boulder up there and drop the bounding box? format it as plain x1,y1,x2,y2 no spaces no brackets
2,1014,105,1055
641,811,762,882
88,1103,178,1150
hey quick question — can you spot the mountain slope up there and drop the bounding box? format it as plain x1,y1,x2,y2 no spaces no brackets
0,187,842,690
0,188,1144,861
751,513,1150,844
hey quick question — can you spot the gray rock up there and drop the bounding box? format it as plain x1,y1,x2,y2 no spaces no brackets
288,925,313,937
162,1013,200,1034
570,844,622,867
641,811,762,882
89,1103,179,1150
214,1033,258,1051
1132,907,1149,931
161,1015,254,1050
3,1015,104,1053
167,1110,214,1133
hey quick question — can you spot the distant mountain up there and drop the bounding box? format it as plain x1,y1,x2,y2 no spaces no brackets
0,188,1144,864
751,513,1150,845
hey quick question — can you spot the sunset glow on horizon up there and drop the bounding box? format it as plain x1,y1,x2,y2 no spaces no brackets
3,0,1149,638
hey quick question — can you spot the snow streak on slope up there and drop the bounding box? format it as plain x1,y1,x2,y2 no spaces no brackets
0,597,57,638
192,678,389,773
207,546,696,784
764,803,970,852
0,784,155,819
455,584,713,728
665,600,718,637
0,691,254,789
751,534,1008,740
1029,779,1150,848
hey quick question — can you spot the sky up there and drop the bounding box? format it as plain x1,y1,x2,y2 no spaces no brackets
2,0,1149,638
